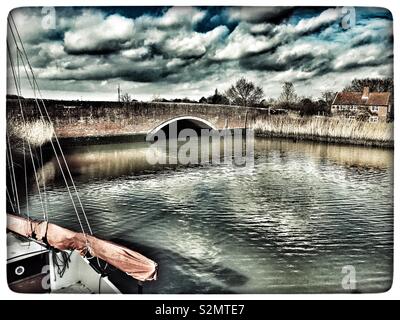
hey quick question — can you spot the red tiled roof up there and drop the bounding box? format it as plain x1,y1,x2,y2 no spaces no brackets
332,91,391,106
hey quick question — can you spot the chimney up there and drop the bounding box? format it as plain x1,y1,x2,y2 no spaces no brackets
362,87,369,100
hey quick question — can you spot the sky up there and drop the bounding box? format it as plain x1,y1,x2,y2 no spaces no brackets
7,6,393,101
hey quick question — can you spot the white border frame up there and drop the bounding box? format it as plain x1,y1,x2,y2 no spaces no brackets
1,0,398,300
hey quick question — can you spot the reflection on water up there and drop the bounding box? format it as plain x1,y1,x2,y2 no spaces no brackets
37,136,254,185
254,139,393,169
37,142,156,183
23,138,393,293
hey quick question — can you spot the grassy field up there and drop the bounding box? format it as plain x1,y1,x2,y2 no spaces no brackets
252,116,394,147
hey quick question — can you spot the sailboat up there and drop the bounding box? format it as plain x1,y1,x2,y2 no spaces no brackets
6,13,157,293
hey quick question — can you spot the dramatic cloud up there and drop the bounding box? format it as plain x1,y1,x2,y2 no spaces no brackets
212,8,345,61
154,7,206,28
64,12,135,54
7,6,393,100
163,25,228,59
213,23,276,60
332,44,392,71
121,47,149,60
294,7,343,34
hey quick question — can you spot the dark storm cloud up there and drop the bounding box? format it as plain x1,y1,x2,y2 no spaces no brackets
46,64,170,83
226,6,294,24
8,6,394,99
65,44,129,55
237,41,335,81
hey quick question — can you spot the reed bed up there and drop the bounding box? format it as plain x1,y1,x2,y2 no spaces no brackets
252,116,393,147
8,119,54,147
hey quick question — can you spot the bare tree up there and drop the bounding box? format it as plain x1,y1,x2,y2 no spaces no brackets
225,77,264,107
120,92,132,103
344,78,393,93
279,82,298,107
321,91,336,105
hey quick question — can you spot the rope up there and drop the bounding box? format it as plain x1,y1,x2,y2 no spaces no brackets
7,42,47,221
6,134,21,214
39,145,48,215
9,14,93,235
22,140,30,221
15,42,30,221
6,187,16,212
6,147,18,211
51,249,73,278
7,14,94,247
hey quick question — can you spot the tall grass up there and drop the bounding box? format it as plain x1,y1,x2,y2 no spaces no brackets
8,119,54,147
252,116,393,147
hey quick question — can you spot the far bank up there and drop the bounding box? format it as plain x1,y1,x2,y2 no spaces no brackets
7,99,394,150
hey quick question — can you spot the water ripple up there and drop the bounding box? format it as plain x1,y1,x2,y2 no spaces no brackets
21,138,393,293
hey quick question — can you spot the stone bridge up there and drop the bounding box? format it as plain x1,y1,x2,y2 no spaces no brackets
7,98,270,140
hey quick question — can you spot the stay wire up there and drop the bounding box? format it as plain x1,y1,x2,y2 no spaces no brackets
7,41,47,221
8,15,92,240
9,14,93,236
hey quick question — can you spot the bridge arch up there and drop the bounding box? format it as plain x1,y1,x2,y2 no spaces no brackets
148,116,217,136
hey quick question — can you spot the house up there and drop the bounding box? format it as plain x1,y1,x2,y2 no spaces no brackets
331,87,392,122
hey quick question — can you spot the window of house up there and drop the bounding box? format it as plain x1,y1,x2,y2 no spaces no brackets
369,116,379,123
371,106,379,112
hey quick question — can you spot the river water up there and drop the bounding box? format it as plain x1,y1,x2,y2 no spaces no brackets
20,137,393,293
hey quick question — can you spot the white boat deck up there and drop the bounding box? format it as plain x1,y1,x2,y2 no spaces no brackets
53,282,93,294
7,232,46,262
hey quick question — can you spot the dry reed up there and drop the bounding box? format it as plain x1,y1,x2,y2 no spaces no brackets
8,119,54,147
252,116,393,146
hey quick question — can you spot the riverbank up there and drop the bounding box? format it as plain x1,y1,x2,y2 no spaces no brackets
7,114,394,151
252,116,394,148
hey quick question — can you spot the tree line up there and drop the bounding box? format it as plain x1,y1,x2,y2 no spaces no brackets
120,77,393,118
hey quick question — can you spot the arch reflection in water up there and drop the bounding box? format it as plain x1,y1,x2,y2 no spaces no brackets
37,135,254,185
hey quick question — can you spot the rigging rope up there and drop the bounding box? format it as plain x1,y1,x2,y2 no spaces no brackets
51,249,73,279
6,187,16,213
6,133,21,215
7,14,94,242
39,146,48,215
18,44,30,222
7,43,47,221
6,147,18,211
22,140,30,222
